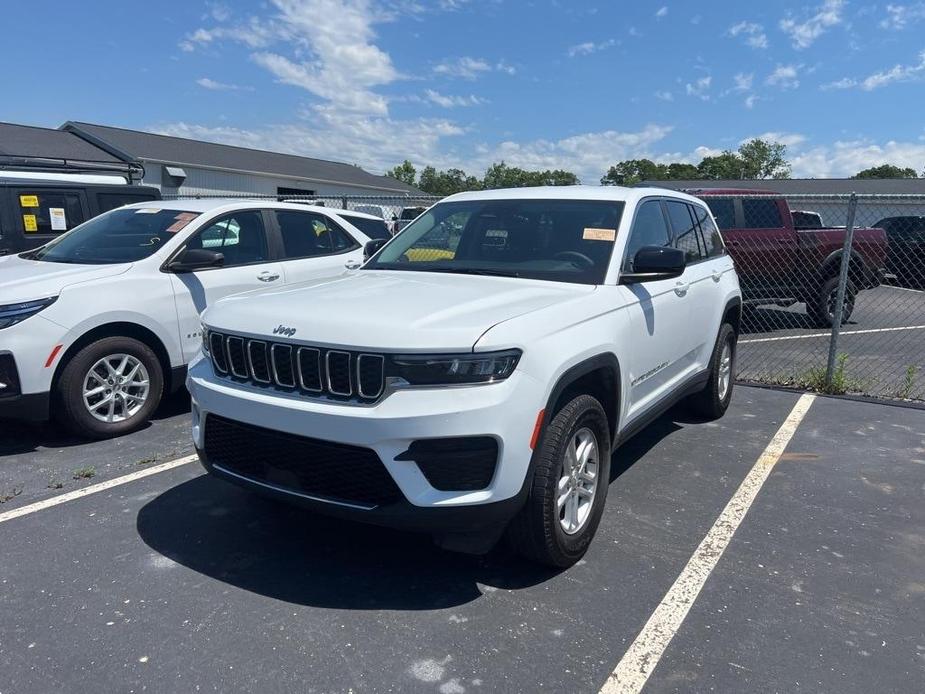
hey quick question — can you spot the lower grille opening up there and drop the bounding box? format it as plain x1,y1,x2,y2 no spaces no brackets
204,414,403,507
396,437,498,491
0,354,21,397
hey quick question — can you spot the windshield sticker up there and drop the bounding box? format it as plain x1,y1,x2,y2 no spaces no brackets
49,207,67,231
135,208,160,214
583,227,616,241
165,212,199,233
23,214,38,232
19,195,39,208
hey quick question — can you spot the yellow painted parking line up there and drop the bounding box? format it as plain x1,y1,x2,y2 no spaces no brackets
0,454,199,525
600,393,816,694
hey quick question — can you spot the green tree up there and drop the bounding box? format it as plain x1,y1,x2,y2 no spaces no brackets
853,164,919,179
665,162,700,180
385,160,417,185
697,151,745,180
600,159,668,186
738,138,791,179
481,162,579,189
417,166,482,196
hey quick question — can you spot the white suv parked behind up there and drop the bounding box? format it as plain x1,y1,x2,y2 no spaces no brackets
0,200,377,438
189,186,741,566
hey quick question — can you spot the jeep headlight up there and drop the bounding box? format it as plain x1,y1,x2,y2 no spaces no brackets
389,349,521,386
0,297,57,329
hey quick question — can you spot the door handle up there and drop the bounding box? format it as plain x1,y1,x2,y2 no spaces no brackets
258,271,280,282
344,259,362,270
674,281,689,297
711,269,723,282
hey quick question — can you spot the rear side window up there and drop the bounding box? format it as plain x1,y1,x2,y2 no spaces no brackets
275,211,359,259
692,206,724,258
742,199,783,229
17,191,85,235
624,200,671,271
704,198,735,230
666,201,704,262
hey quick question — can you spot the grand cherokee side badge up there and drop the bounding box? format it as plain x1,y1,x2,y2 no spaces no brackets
273,325,297,337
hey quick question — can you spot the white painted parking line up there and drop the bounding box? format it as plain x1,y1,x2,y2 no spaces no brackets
739,324,925,344
600,393,816,694
0,454,198,525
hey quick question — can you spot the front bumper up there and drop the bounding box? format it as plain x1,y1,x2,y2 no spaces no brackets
0,314,71,422
187,355,545,532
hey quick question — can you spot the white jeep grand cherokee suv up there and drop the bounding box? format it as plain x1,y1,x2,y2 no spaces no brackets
0,200,375,438
189,186,741,567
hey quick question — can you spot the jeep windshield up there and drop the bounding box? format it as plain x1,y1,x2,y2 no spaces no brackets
23,208,201,264
365,199,625,285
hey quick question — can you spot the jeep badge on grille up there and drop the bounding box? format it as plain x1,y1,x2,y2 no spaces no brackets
273,325,297,337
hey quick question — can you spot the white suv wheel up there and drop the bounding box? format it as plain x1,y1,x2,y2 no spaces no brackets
82,353,151,423
557,427,599,535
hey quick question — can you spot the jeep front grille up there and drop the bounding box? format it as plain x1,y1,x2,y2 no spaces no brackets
207,331,386,403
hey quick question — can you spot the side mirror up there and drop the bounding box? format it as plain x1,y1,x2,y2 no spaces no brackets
167,248,225,273
620,246,686,283
364,238,388,261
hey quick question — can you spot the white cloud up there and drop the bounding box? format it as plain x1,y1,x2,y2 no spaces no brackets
567,39,616,57
766,64,801,89
733,72,754,91
423,90,487,108
195,77,252,91
822,50,925,90
728,21,768,49
433,56,514,79
744,132,807,148
744,94,760,109
655,6,668,19
654,90,674,101
685,76,712,100
780,0,844,49
880,3,925,29
790,139,925,177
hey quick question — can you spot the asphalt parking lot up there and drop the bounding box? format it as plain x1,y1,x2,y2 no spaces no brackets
738,284,925,400
0,386,923,693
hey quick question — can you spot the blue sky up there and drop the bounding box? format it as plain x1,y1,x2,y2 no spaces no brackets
2,0,925,181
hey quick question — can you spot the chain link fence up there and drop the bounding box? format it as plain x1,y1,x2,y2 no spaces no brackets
698,192,925,403
166,190,924,403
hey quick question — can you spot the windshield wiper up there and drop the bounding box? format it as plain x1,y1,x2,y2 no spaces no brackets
423,267,522,278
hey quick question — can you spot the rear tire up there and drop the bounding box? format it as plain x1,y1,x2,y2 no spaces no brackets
506,394,611,568
688,323,736,420
808,276,855,328
55,336,164,440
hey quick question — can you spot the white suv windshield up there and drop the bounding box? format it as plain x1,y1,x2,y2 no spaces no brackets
25,208,200,264
366,199,625,284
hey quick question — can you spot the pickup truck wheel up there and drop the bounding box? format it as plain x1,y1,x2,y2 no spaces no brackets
688,323,736,419
55,336,164,440
506,394,611,568
809,277,856,328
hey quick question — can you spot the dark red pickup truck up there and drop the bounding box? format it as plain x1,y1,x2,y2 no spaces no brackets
692,190,888,327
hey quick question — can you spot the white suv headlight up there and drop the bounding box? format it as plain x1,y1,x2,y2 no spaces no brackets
389,349,521,386
0,297,57,329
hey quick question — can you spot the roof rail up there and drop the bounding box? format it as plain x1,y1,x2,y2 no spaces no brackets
0,154,145,182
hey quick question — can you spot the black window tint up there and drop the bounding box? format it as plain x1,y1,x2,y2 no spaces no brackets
667,201,704,262
341,215,390,240
693,205,724,258
276,212,358,258
704,198,735,230
188,211,268,266
742,199,783,229
96,193,158,214
18,191,85,235
624,201,671,271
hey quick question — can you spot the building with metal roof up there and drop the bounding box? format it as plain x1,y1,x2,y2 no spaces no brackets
60,121,422,198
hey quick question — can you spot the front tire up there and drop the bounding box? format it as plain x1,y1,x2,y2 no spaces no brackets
55,336,164,439
507,394,611,568
688,323,736,419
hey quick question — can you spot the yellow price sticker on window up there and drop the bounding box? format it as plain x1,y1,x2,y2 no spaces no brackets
23,214,38,232
20,195,39,207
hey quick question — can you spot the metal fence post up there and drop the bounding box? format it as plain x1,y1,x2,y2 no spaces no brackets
824,192,858,387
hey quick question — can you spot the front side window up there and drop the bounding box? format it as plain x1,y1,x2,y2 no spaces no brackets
366,199,624,285
187,211,268,266
666,201,704,263
26,207,200,264
623,200,671,271
742,199,783,229
704,198,736,230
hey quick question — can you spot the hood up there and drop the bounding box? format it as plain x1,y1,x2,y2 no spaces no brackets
0,253,131,303
204,270,595,351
